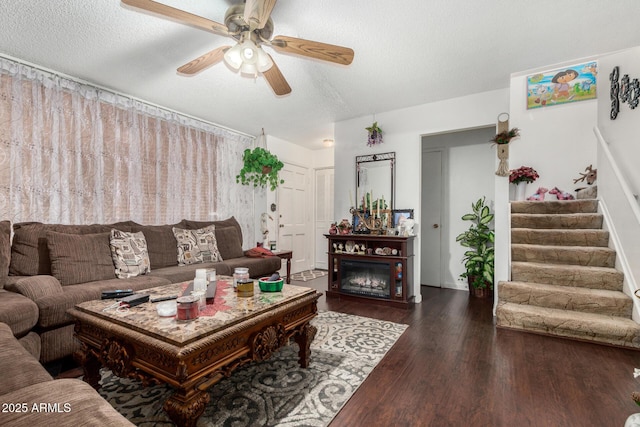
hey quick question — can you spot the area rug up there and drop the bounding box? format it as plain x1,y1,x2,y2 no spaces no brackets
291,269,328,282
97,311,407,426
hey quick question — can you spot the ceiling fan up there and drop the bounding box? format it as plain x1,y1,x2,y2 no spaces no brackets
121,0,355,96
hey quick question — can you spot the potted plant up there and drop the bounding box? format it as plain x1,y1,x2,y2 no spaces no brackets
236,147,284,191
491,127,520,177
366,121,383,146
509,165,539,201
455,197,495,297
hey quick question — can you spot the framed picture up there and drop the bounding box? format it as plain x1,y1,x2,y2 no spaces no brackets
392,209,414,227
526,61,597,109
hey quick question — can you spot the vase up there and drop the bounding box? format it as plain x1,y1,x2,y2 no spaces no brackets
515,182,527,201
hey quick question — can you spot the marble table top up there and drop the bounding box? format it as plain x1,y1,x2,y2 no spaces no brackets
73,276,316,346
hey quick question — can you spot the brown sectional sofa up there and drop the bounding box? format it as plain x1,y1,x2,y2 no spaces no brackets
0,217,281,363
0,322,134,426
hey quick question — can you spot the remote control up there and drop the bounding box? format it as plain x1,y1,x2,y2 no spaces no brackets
150,295,179,303
101,289,134,299
119,294,149,307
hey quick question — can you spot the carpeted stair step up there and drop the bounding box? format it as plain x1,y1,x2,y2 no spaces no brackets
511,262,624,291
511,200,598,214
511,213,602,229
511,244,616,267
511,228,610,247
499,281,632,317
496,302,640,349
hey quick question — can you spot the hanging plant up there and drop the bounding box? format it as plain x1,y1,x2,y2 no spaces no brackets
490,127,520,145
366,121,383,146
492,127,521,177
236,147,284,191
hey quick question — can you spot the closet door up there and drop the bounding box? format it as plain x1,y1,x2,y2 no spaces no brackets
314,168,334,269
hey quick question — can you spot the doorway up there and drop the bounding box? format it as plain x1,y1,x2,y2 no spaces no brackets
420,126,496,289
314,168,334,269
277,162,312,274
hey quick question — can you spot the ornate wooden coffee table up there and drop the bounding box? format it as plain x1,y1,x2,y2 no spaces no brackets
68,277,320,427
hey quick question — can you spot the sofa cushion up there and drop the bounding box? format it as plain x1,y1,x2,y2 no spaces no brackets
0,379,135,426
149,261,232,283
222,256,282,279
130,223,180,269
173,225,222,265
215,226,245,260
110,229,151,279
0,220,11,288
36,275,171,328
0,322,52,395
0,289,39,337
181,216,243,240
8,275,64,301
9,223,116,276
46,231,116,286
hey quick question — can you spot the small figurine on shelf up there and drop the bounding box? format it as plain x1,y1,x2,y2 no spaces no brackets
337,219,352,235
329,222,338,235
527,187,549,201
548,187,575,200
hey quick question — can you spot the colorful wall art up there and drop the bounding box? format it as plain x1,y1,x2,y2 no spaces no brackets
527,61,597,109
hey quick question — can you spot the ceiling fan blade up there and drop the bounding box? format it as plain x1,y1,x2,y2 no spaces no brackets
177,46,231,75
271,35,354,65
243,0,277,30
262,55,291,96
121,0,229,37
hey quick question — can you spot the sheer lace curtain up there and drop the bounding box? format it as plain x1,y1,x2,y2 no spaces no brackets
0,57,255,247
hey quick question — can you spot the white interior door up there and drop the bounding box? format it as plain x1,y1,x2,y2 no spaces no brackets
278,163,311,273
314,168,334,269
421,150,443,287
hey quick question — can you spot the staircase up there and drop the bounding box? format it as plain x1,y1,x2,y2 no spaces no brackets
496,199,640,348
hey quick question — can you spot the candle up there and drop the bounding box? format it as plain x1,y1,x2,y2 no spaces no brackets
378,198,381,218
369,191,373,214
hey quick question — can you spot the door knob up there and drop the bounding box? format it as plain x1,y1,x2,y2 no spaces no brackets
433,224,439,229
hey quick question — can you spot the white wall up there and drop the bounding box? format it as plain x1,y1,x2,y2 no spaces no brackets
508,58,598,194
334,88,510,302
493,57,601,307
446,142,497,289
596,46,640,320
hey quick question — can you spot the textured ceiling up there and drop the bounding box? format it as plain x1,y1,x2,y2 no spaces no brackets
1,1,640,149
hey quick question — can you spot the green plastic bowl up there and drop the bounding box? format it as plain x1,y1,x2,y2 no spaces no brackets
258,277,284,292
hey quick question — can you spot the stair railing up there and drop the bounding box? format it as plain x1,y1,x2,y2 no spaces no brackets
594,126,640,321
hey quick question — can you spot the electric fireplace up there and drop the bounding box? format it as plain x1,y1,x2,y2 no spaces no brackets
339,259,391,299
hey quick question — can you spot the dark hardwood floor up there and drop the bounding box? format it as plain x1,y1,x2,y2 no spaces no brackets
303,277,640,427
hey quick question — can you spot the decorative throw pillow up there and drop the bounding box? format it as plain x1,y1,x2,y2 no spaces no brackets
109,229,151,279
172,225,223,266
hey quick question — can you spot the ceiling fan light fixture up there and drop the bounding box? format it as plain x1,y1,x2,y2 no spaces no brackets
240,61,258,77
256,47,273,72
223,44,243,70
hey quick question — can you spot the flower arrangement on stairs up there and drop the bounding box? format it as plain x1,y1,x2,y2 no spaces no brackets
509,166,539,201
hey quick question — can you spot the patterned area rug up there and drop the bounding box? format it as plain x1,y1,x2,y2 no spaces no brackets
291,269,328,282
97,311,407,426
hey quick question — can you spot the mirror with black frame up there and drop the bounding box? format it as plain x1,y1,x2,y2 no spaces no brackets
355,152,395,212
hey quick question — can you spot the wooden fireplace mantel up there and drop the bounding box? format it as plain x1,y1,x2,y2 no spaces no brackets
324,234,414,308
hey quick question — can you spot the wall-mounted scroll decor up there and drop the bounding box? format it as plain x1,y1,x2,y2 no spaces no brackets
610,66,640,120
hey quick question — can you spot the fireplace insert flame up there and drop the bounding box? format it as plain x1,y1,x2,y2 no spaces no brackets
340,259,391,299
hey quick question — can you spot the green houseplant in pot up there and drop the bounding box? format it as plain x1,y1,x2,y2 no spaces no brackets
236,147,284,191
455,197,495,297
